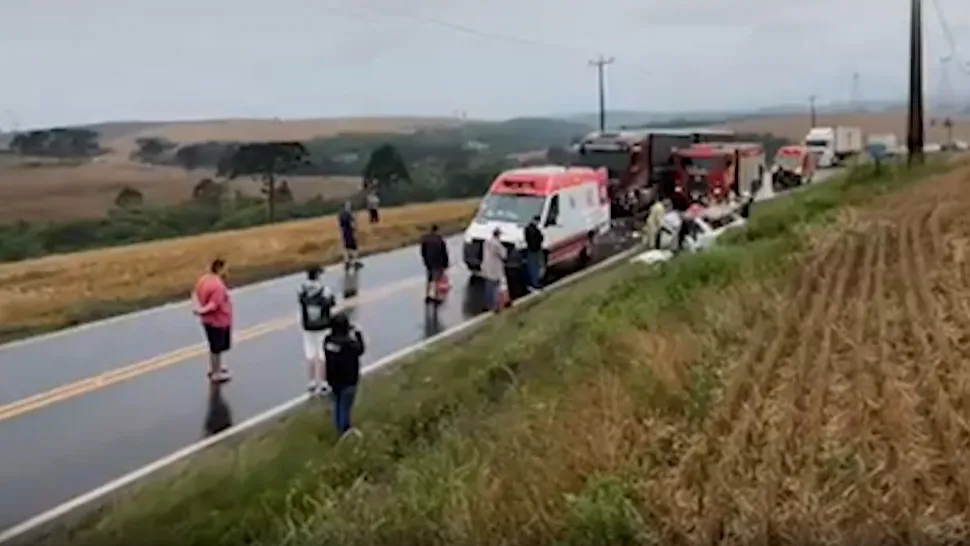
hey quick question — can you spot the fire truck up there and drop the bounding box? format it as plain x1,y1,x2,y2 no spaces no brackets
671,142,766,206
574,127,736,216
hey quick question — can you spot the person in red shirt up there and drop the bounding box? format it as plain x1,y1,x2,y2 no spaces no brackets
193,258,234,383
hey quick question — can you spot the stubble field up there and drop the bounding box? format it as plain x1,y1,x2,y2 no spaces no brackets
624,164,970,542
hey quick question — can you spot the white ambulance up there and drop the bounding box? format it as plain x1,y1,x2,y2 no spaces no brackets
462,165,612,274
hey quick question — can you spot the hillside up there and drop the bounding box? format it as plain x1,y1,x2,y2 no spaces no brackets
725,110,970,144
100,116,466,160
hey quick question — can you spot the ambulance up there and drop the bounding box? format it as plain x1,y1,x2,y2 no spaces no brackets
462,166,611,275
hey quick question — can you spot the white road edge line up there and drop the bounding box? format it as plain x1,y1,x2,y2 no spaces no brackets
0,169,846,543
0,240,643,545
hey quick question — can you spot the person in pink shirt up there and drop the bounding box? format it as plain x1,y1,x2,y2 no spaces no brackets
193,258,233,383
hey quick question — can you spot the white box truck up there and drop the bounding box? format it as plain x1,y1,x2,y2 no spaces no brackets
804,126,864,167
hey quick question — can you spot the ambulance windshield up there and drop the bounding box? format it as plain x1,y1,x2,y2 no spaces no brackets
476,194,545,225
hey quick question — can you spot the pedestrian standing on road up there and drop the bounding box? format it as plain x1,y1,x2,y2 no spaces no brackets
338,201,362,269
523,216,545,291
420,223,450,303
193,258,233,383
298,264,336,395
323,312,366,437
366,190,381,224
481,227,508,311
643,198,666,249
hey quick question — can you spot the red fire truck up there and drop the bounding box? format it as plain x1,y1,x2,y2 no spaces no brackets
671,142,766,206
575,127,736,216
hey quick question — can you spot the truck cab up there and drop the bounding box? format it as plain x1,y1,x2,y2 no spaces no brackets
672,142,765,206
771,145,815,190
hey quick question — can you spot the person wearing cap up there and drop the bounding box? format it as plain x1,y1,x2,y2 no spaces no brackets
480,227,508,311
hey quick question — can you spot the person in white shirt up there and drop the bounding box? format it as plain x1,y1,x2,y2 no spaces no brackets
298,265,336,395
480,227,508,311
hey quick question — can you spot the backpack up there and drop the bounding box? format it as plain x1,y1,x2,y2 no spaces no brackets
300,284,335,331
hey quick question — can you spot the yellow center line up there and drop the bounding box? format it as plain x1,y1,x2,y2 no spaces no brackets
0,274,426,423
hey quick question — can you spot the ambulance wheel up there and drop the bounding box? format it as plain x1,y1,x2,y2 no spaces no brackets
578,232,595,268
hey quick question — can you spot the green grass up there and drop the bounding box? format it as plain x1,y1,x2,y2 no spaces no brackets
35,159,960,546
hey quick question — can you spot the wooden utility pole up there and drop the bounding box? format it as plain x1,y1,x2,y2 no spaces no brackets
589,56,615,132
907,0,925,165
809,95,817,126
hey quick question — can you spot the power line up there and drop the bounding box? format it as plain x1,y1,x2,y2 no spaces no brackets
929,0,970,75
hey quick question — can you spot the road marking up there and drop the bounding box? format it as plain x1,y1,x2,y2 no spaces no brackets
0,236,463,353
0,238,646,546
0,273,426,423
0,174,848,544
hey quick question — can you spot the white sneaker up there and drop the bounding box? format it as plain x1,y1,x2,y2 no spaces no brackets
317,382,332,396
307,380,319,394
208,368,232,383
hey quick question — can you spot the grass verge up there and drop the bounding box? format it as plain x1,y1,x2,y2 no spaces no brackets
35,158,967,546
0,199,477,343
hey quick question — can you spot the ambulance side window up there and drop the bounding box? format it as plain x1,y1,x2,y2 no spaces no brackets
545,194,560,226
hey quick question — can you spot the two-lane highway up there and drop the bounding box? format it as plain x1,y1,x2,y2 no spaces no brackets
0,230,637,531
0,168,840,533
0,236,495,530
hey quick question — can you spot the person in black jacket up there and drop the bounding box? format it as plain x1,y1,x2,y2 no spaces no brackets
324,312,366,436
523,216,545,291
298,265,336,395
419,224,450,303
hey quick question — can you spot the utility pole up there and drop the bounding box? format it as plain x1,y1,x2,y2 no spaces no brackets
589,55,614,132
809,95,817,127
907,0,925,166
851,72,862,110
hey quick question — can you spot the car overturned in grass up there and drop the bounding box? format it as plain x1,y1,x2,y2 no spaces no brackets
631,203,748,265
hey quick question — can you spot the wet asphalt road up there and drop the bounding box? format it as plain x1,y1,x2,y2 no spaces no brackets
0,231,637,531
0,166,844,532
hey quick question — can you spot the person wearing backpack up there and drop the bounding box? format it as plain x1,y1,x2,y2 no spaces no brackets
299,264,336,395
324,312,366,437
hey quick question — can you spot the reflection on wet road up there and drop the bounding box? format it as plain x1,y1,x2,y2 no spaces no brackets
0,232,636,531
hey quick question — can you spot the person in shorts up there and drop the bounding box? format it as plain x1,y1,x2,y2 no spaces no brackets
193,258,233,383
299,264,337,395
419,223,449,303
338,201,362,269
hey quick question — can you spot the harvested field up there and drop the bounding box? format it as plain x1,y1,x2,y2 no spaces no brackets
0,199,476,341
726,110,970,145
0,161,361,222
102,116,463,159
616,165,970,542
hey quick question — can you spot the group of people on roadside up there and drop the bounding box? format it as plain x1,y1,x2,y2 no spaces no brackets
193,257,365,438
190,194,555,438
642,192,702,253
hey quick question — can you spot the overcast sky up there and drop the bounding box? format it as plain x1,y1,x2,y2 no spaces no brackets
1,0,968,128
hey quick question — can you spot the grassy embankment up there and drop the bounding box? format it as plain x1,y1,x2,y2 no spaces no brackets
37,157,969,546
0,200,477,343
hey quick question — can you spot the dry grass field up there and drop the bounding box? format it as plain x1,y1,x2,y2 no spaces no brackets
1,116,461,222
101,116,463,159
0,160,362,222
727,109,970,144
0,199,477,339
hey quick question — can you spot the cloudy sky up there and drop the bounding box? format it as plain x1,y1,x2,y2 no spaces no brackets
1,0,968,128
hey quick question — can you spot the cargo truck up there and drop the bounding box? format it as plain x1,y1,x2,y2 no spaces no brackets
803,126,864,168
574,127,736,217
